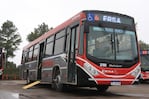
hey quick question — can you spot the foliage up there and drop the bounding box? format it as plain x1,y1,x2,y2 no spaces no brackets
139,40,149,50
0,20,22,59
27,22,51,42
3,62,19,79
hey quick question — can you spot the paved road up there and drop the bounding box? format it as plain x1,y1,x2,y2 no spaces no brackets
0,80,149,99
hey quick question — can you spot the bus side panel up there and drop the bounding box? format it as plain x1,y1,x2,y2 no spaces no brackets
28,61,38,81
41,55,67,83
19,64,28,80
53,56,67,83
41,68,52,82
41,58,53,82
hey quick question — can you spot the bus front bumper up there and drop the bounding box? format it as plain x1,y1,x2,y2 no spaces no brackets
88,78,139,85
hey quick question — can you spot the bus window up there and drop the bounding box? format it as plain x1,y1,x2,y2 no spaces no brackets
28,47,33,61
54,30,65,55
45,35,54,57
32,44,39,60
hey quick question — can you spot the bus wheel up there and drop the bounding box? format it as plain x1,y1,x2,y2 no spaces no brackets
0,75,2,80
52,69,63,91
96,85,109,92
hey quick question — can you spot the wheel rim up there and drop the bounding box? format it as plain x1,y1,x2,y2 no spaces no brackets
55,74,61,89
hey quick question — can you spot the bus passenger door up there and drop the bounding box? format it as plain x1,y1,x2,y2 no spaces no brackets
67,25,79,83
37,42,44,80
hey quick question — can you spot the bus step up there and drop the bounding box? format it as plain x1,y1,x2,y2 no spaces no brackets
22,81,40,89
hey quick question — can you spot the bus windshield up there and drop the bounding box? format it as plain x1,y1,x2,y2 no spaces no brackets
140,55,149,71
86,25,138,66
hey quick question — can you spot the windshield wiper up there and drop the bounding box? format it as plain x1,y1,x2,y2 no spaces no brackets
110,34,114,53
116,33,119,52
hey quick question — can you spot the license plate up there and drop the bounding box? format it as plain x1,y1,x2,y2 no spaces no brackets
111,81,121,85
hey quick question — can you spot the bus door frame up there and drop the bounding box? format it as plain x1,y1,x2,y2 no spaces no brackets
37,41,45,80
67,23,79,84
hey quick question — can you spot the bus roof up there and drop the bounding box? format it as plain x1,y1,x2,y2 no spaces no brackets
23,11,86,50
23,10,134,50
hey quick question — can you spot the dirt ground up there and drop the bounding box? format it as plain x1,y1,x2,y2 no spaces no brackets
0,80,149,99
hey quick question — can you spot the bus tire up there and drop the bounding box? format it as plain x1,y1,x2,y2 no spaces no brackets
51,68,64,91
0,75,2,80
96,85,109,92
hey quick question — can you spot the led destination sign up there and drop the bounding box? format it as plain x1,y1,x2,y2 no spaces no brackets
87,13,133,25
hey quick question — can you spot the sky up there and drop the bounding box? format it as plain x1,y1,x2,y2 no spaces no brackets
0,0,149,65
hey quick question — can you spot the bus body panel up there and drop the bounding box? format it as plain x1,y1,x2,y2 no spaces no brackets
41,54,67,83
22,61,38,81
28,61,38,81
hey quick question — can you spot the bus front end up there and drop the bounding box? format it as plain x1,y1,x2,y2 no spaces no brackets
77,11,140,91
140,50,149,81
82,60,140,85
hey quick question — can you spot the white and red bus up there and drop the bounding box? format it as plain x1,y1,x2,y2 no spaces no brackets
20,10,140,92
140,50,149,81
0,48,5,79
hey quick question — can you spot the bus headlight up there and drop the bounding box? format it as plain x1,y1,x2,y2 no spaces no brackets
131,66,141,77
84,63,99,76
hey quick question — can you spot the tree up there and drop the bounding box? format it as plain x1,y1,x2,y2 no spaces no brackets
139,40,149,50
3,62,19,80
27,22,51,42
0,20,22,67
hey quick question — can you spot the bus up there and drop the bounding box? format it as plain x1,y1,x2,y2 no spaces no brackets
140,50,149,82
0,48,5,79
20,10,141,92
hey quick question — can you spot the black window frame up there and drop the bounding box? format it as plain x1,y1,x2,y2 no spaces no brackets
78,25,84,55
